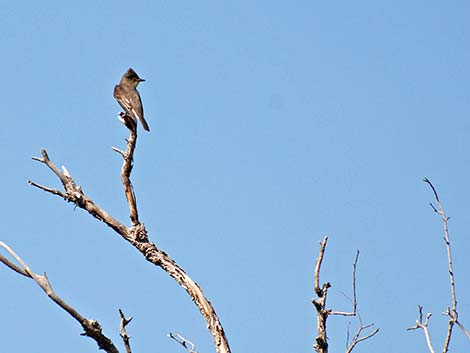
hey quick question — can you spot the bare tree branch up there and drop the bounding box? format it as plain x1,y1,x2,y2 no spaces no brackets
113,113,139,226
119,309,133,353
409,178,468,353
455,320,470,340
330,250,359,317
169,332,198,353
408,306,436,353
0,241,120,353
312,237,377,353
30,148,129,237
312,236,330,353
0,251,29,277
29,119,231,353
345,317,379,353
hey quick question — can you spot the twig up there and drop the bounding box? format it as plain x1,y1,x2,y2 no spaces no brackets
345,317,379,353
408,306,435,353
455,320,470,340
330,250,359,317
0,241,119,353
169,332,198,353
119,309,133,353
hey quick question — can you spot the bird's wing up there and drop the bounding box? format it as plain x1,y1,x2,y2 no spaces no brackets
113,85,132,114
132,91,150,131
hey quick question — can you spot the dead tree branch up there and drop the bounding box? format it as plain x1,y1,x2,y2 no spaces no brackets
408,306,436,353
119,309,133,353
409,178,468,353
330,250,359,317
346,319,380,353
169,332,198,353
0,241,120,353
28,115,231,353
312,236,378,353
312,236,330,352
112,113,139,226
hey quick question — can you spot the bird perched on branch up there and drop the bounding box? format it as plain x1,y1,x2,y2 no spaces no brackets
114,68,150,132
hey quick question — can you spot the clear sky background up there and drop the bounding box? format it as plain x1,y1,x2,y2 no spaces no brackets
1,2,469,353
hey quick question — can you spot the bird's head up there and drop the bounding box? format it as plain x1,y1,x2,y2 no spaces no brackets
123,68,145,87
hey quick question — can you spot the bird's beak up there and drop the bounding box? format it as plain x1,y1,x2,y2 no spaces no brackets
139,78,145,82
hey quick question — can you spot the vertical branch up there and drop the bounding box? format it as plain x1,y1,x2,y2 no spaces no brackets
422,178,457,353
351,251,359,315
119,309,133,353
409,179,469,352
314,237,328,296
312,236,330,353
113,112,140,226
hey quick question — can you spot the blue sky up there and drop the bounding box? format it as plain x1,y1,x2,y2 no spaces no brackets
1,1,469,352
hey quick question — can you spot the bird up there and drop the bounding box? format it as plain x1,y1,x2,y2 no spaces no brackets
114,68,150,131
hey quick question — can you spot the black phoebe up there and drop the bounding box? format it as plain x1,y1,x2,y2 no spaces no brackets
114,68,150,131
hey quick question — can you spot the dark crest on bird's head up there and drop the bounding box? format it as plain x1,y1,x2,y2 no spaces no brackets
124,68,145,83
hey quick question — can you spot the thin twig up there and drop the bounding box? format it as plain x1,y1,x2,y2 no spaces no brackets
27,180,66,198
119,309,133,353
169,332,198,353
455,320,470,339
331,251,359,317
345,318,379,353
408,306,435,353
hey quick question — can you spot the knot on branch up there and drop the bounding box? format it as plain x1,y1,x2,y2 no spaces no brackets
64,188,85,204
130,224,148,242
314,282,331,297
315,336,328,350
81,319,103,338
